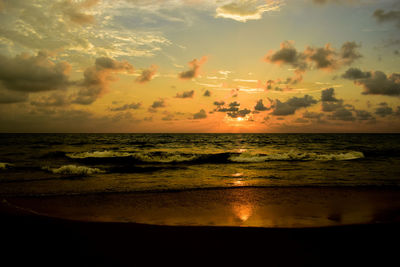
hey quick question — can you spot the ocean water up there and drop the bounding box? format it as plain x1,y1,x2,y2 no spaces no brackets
0,133,399,197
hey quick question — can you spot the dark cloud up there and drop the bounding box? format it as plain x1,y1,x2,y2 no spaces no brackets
254,99,271,111
110,102,141,111
321,88,339,102
340,42,363,65
193,109,207,119
176,90,194,98
0,51,71,93
304,44,336,69
73,57,134,105
213,101,225,106
342,68,400,96
30,93,68,107
375,102,393,117
342,67,371,80
178,56,207,80
216,101,240,112
355,109,375,121
373,9,400,28
148,99,166,113
264,41,307,71
303,111,324,120
328,107,355,121
136,65,157,83
265,41,362,76
227,109,251,118
203,90,211,97
0,87,28,104
322,100,344,112
271,95,317,116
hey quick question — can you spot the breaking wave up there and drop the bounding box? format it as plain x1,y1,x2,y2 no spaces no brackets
64,149,364,165
230,151,365,163
43,165,105,176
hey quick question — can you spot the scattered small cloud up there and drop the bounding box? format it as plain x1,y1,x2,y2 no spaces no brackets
110,102,141,111
178,56,208,80
203,89,211,97
136,65,157,83
176,90,195,98
193,109,207,119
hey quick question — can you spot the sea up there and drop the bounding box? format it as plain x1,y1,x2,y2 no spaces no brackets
0,133,400,197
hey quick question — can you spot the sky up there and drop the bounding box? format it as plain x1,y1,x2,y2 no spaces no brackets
0,0,399,133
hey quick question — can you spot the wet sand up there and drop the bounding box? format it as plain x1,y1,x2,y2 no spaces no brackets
1,187,400,266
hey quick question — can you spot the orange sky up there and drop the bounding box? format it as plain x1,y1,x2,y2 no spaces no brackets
0,0,399,132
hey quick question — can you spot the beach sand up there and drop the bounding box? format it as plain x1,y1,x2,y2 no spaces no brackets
1,187,400,266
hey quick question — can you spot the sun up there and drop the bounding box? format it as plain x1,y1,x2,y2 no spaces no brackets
237,117,244,122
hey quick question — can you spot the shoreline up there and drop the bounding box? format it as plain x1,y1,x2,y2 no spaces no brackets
1,200,399,266
1,187,400,266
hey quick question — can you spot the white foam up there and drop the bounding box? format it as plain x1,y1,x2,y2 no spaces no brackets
44,165,104,176
66,150,132,159
133,153,197,163
230,151,364,163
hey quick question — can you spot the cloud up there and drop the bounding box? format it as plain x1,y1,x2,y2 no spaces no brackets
0,1,171,61
375,102,393,117
193,109,207,119
271,95,317,116
342,68,400,96
355,109,375,121
136,65,157,83
0,51,71,93
340,42,363,65
302,111,324,121
203,90,211,97
254,99,271,111
264,41,307,70
72,57,134,105
322,100,344,112
148,99,166,112
328,107,355,121
110,102,142,111
30,93,69,107
265,41,362,77
342,67,371,80
176,90,195,98
215,0,284,23
216,101,240,112
178,56,208,80
321,88,339,102
373,9,400,28
312,0,357,4
0,86,28,104
56,0,99,25
213,101,225,106
227,108,251,118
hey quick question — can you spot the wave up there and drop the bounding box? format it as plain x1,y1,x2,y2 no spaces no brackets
230,151,365,163
42,165,105,176
64,149,364,165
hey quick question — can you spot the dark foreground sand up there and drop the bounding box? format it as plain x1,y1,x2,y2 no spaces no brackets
1,187,400,266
